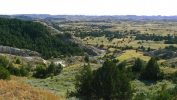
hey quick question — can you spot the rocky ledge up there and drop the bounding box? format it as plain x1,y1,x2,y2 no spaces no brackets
0,45,41,57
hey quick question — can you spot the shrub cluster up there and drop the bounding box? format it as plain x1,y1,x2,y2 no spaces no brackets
0,55,28,80
33,61,63,79
131,57,164,80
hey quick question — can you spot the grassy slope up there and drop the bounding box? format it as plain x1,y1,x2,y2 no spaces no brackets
131,79,176,98
0,76,61,100
26,63,83,98
25,63,100,98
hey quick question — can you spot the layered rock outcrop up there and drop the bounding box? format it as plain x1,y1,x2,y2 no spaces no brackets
0,45,41,57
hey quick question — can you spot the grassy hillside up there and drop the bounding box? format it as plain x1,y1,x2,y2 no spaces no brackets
26,63,83,97
0,18,83,59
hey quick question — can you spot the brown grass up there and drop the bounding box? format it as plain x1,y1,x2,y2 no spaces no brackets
0,79,62,100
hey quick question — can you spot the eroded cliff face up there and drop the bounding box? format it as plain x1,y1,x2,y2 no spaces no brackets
71,36,106,56
0,45,41,57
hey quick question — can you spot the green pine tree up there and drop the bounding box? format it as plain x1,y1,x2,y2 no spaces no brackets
140,57,164,80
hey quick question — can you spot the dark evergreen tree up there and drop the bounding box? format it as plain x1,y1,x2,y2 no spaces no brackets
68,60,133,100
54,63,63,75
71,64,93,100
132,58,144,72
140,57,164,80
117,61,126,70
84,54,89,63
147,47,151,52
92,60,132,100
48,61,55,74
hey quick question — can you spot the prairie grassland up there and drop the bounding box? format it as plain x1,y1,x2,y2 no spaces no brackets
116,50,150,62
83,36,110,46
124,40,177,49
84,35,177,50
108,26,172,36
107,21,177,35
58,17,177,36
58,18,177,50
161,67,177,74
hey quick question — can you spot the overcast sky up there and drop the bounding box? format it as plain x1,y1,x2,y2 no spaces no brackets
0,0,176,15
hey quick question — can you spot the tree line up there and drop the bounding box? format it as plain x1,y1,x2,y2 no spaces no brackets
135,33,172,41
74,30,124,41
135,33,177,44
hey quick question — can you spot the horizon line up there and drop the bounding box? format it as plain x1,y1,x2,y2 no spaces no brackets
1,14,177,16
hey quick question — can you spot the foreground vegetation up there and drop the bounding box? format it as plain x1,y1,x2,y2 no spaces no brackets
68,61,133,100
66,57,177,100
0,77,61,100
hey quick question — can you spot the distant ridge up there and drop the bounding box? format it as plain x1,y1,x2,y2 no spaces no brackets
1,14,177,20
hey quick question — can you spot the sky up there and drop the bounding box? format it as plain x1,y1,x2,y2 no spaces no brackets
0,0,176,16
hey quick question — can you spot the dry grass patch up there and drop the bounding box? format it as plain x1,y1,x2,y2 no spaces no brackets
63,63,83,72
0,79,62,100
161,67,177,74
108,48,116,52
